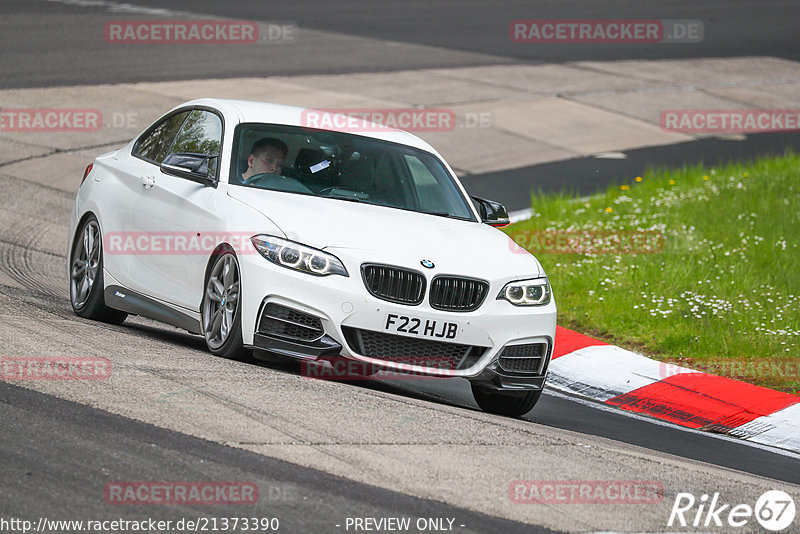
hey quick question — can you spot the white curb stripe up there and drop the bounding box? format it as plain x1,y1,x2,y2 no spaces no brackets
730,403,800,453
548,345,695,402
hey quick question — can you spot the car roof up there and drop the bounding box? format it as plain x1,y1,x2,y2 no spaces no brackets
178,98,441,154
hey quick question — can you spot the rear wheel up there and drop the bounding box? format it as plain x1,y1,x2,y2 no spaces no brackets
202,251,249,361
69,216,127,324
470,384,542,418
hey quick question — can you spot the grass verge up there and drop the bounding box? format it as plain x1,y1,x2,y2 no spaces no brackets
505,152,800,394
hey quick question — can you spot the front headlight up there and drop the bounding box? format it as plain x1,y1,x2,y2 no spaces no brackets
250,235,348,277
497,278,551,306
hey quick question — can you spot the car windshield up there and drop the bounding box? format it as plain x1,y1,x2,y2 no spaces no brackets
229,123,476,221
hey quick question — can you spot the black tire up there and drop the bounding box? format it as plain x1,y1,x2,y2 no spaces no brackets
201,250,250,361
470,384,542,418
69,215,128,325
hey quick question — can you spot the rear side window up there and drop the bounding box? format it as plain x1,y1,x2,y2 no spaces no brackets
134,111,190,164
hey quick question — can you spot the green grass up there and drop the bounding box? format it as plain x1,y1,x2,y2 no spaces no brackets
505,152,800,394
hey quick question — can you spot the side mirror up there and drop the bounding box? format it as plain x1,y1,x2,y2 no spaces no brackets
472,196,510,227
161,153,218,186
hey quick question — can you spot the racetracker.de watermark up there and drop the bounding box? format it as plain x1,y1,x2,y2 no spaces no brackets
659,359,800,381
104,20,298,44
510,19,703,43
0,108,102,132
104,482,258,505
510,480,664,504
507,230,664,255
661,109,800,133
104,231,259,256
301,358,459,381
1,356,111,380
300,108,457,132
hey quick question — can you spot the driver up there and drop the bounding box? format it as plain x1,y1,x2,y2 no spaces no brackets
241,137,288,182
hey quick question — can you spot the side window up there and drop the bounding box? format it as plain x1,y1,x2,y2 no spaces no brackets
134,111,190,164
169,110,223,177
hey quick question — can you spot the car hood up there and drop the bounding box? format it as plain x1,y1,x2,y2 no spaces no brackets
227,187,542,278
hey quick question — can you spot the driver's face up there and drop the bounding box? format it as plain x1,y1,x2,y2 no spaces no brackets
249,146,285,175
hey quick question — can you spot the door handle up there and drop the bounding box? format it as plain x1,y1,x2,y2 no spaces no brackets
140,175,156,189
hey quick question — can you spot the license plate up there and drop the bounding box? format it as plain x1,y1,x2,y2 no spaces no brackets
383,313,459,340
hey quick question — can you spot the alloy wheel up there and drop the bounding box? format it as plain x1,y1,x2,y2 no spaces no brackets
203,254,240,350
70,220,101,309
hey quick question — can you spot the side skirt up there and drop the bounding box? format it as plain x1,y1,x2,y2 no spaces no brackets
104,284,202,334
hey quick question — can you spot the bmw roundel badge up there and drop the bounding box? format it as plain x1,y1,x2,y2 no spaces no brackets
420,259,435,269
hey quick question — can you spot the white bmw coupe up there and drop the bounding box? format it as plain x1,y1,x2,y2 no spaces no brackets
68,99,556,417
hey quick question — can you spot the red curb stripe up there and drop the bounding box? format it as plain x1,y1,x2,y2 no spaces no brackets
605,372,800,430
552,326,608,359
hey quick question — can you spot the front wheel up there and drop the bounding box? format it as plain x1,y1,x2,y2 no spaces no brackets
470,384,542,418
201,251,249,361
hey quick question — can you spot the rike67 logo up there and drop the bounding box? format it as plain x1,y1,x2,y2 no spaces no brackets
668,490,796,531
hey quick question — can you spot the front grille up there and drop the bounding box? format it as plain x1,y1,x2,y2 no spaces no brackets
342,326,487,370
361,264,426,305
497,343,547,374
258,303,323,342
429,276,489,312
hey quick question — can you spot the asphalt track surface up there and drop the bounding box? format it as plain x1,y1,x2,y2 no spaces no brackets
465,131,800,211
1,382,550,534
4,0,799,211
0,152,798,530
4,0,800,88
2,1,800,532
128,0,800,62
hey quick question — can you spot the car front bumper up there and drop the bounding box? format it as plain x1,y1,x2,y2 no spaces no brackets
239,249,557,389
